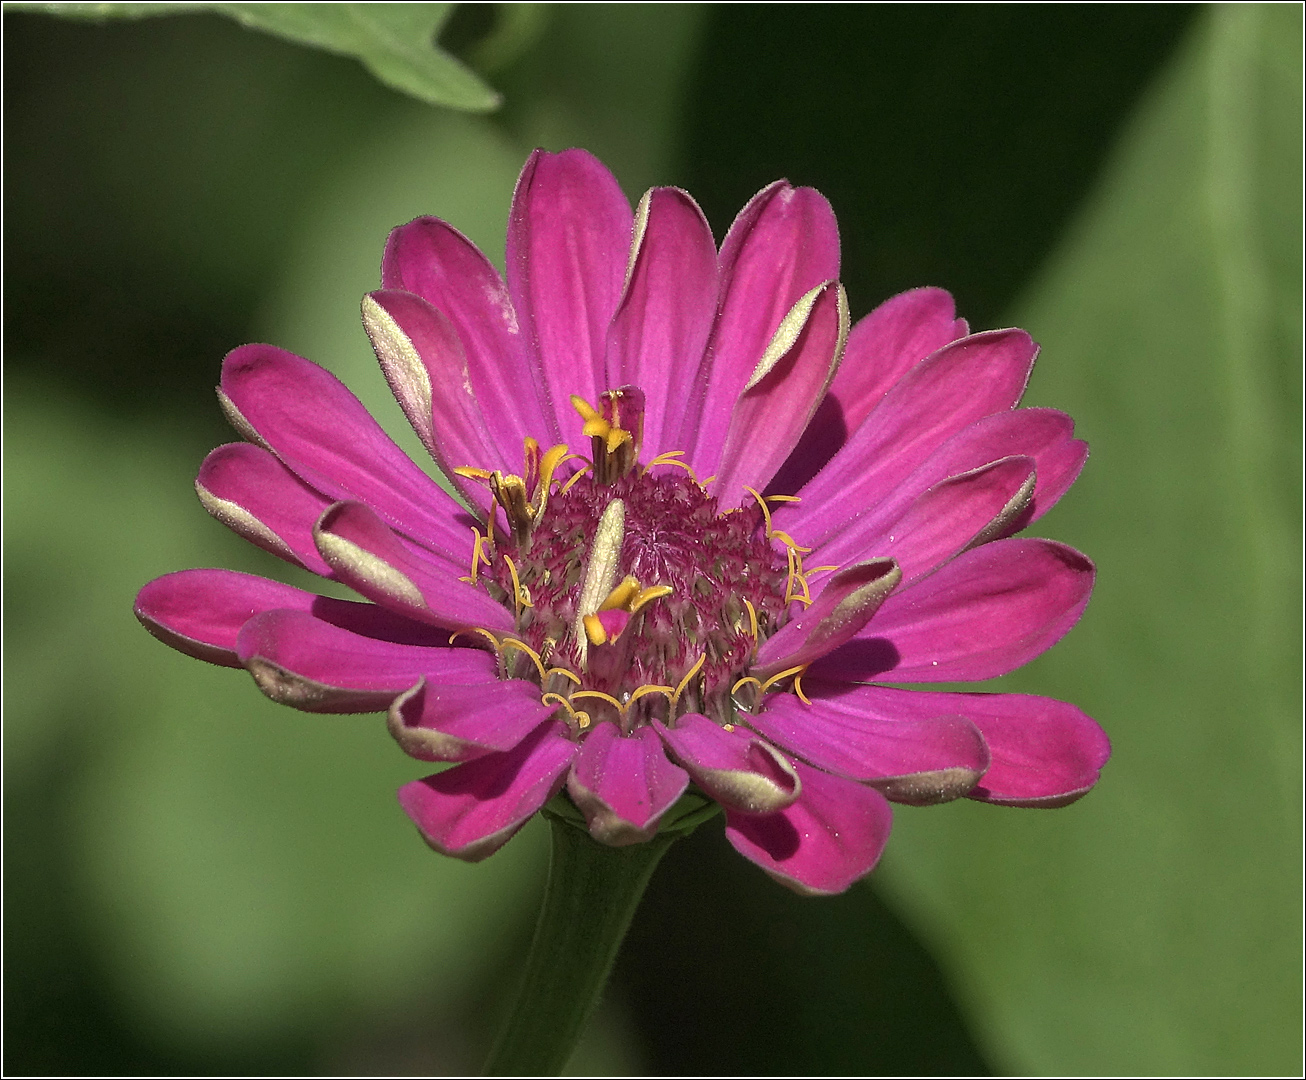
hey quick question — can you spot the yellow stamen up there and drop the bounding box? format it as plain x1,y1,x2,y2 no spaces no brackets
793,671,812,705
732,675,763,696
784,546,813,606
744,485,774,536
500,637,547,683
559,464,591,496
582,613,608,646
541,692,591,730
671,653,707,712
629,584,673,615
807,564,840,575
448,627,503,652
742,597,759,641
544,666,582,686
769,530,813,553
759,664,809,695
600,575,641,612
628,683,676,708
502,554,533,619
570,689,625,713
764,494,801,504
452,466,492,480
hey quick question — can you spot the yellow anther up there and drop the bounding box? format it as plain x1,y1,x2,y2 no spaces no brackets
559,464,591,496
723,723,735,732
759,664,809,696
452,466,493,480
671,653,707,712
582,613,608,646
769,530,813,553
449,627,503,652
500,637,547,683
544,666,582,686
742,597,759,641
629,584,673,615
570,394,603,424
570,689,626,714
502,555,533,621
600,575,641,612
744,485,774,536
628,683,676,708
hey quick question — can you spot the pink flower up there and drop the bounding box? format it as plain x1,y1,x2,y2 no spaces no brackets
135,149,1109,895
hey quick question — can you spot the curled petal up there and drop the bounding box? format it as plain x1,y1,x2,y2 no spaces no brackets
387,677,557,763
725,760,893,896
566,723,690,846
713,281,850,507
688,182,840,476
381,215,552,449
235,609,495,714
748,683,991,805
196,443,335,575
814,538,1095,683
654,714,799,815
398,719,578,862
782,329,1038,547
754,558,902,676
218,343,471,567
313,500,512,632
773,286,967,493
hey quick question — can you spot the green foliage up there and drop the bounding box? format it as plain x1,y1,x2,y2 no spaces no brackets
12,1,501,110
877,6,1302,1074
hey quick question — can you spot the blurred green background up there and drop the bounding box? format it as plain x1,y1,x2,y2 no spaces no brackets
4,3,1300,1075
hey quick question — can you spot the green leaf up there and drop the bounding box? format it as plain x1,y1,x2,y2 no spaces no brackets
11,2,501,111
876,5,1301,1075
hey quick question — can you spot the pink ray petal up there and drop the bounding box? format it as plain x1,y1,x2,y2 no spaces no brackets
813,538,1095,683
653,714,799,815
754,558,901,676
712,280,849,506
748,683,990,804
725,760,893,896
686,182,840,476
313,500,513,632
506,149,633,437
780,329,1038,546
604,187,718,456
235,608,496,713
813,455,1039,585
839,686,1110,806
566,722,690,845
387,677,557,762
381,215,553,448
218,343,472,568
398,719,578,862
196,443,335,575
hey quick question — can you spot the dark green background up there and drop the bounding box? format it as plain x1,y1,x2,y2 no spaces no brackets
5,4,1300,1075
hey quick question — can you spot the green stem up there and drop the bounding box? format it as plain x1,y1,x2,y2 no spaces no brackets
484,815,675,1076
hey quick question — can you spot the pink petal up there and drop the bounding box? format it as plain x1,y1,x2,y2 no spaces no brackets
218,343,472,569
604,187,718,456
195,442,335,576
362,290,503,505
235,608,496,713
780,329,1038,547
135,569,325,667
387,677,557,762
505,149,633,437
712,281,849,506
754,558,902,676
813,455,1038,585
313,500,513,632
747,683,991,805
566,723,690,845
653,714,799,815
398,719,578,862
778,406,1087,551
381,215,553,448
813,538,1095,683
725,760,893,896
686,183,840,476
844,686,1110,806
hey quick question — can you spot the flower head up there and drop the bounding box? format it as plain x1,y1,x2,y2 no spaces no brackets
136,149,1109,895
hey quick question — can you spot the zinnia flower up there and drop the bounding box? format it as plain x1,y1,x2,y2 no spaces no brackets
135,148,1109,895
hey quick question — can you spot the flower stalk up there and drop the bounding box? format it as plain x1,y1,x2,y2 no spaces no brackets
484,814,677,1076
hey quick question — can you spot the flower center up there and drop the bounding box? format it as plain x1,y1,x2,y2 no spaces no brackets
455,387,819,733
